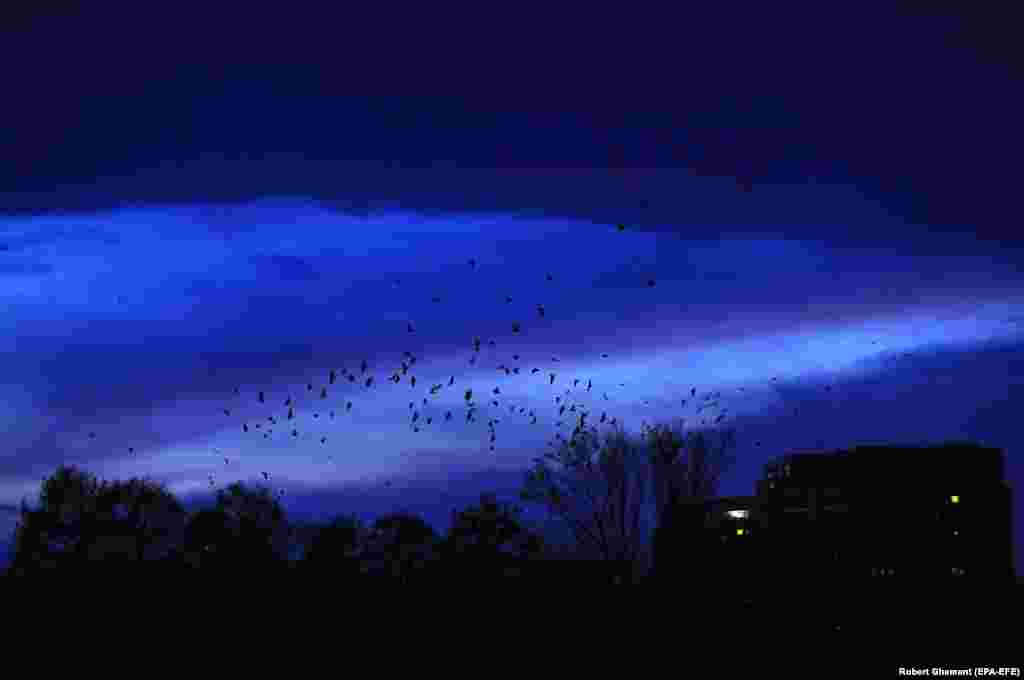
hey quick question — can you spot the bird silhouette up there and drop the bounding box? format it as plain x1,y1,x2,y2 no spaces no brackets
537,304,545,318
531,368,540,374
329,370,336,384
258,391,265,403
361,360,368,374
321,437,327,444
449,375,455,386
243,424,249,432
573,379,579,387
512,322,521,334
365,376,374,388
468,258,477,269
493,387,501,395
445,411,452,421
586,379,592,392
128,447,134,454
307,383,313,392
505,295,513,304
647,279,656,287
330,411,335,418
546,273,553,281
410,376,416,388
549,373,556,385
432,296,442,303
320,387,327,399
223,408,231,416
465,389,473,402
407,321,415,333
288,407,294,420
346,401,352,411
691,388,697,397
285,397,292,406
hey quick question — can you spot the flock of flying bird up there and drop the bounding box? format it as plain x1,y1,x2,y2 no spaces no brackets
76,222,917,495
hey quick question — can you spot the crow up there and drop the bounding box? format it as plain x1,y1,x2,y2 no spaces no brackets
259,391,265,403
537,304,545,318
346,401,352,412
320,387,327,399
329,370,336,384
449,376,455,386
550,373,556,385
288,408,294,420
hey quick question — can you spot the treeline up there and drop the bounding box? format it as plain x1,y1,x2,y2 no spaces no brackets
3,422,738,583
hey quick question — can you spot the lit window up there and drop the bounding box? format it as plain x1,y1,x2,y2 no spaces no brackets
736,528,745,536
950,495,959,504
726,510,749,519
952,567,966,576
953,530,959,537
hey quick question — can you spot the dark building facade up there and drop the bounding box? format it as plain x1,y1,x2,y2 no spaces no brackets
664,443,1014,586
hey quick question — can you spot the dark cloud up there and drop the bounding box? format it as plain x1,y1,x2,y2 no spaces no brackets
255,254,322,282
0,258,53,275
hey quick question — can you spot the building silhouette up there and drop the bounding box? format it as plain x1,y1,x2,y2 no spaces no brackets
668,443,1014,587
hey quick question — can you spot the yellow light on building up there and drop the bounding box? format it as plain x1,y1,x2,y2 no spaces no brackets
951,495,960,504
736,528,745,536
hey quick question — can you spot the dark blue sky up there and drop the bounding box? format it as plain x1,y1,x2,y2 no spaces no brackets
2,6,1022,569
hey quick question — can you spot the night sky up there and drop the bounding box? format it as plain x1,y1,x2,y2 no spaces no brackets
2,6,1021,571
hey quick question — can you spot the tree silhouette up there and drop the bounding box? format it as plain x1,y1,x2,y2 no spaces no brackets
9,465,186,576
521,424,651,583
442,494,544,582
646,423,737,583
299,514,365,579
362,512,440,582
182,482,289,573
